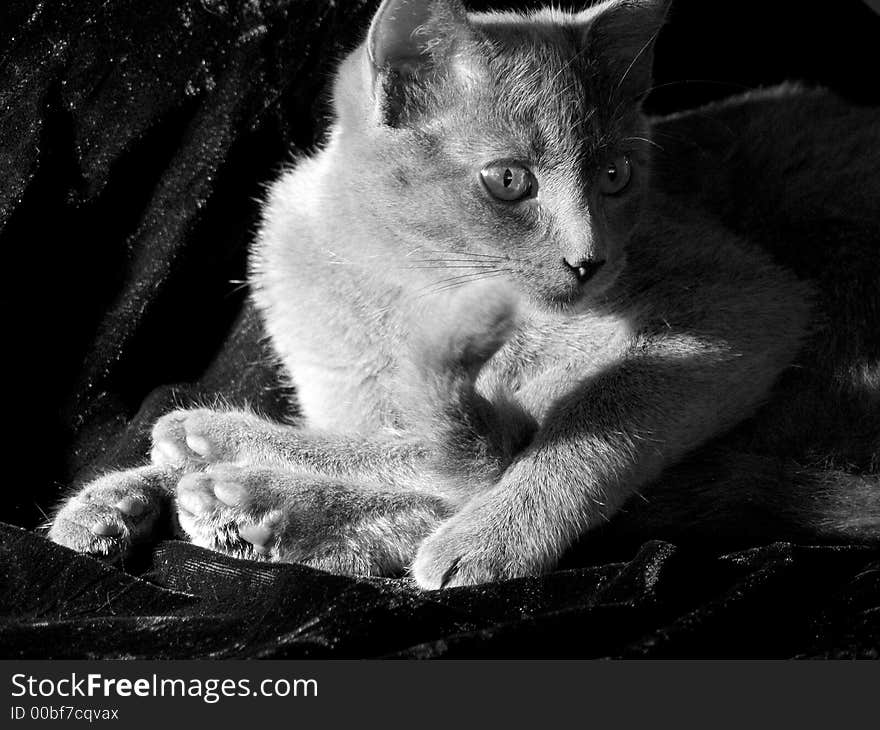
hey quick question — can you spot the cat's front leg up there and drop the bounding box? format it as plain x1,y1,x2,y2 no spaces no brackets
151,407,367,472
49,465,179,558
151,408,431,489
412,327,807,588
175,463,451,576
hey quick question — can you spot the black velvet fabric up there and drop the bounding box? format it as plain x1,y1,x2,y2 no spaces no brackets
2,0,878,658
2,522,878,658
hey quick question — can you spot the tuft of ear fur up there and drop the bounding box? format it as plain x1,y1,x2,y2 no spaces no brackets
584,0,672,103
366,0,474,126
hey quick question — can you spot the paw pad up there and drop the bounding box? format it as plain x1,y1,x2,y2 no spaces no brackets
174,465,286,559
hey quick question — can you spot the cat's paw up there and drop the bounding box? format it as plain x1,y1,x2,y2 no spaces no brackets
417,281,518,376
411,500,542,589
48,468,165,558
151,408,263,467
174,463,287,560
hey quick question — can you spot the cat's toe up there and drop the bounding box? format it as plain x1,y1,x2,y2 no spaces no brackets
151,410,207,465
176,472,221,517
50,506,127,556
174,465,285,559
411,512,517,589
238,511,284,555
177,464,254,514
412,542,501,589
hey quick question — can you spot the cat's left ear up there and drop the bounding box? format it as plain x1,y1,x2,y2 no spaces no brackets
367,0,470,73
585,0,672,101
366,0,474,125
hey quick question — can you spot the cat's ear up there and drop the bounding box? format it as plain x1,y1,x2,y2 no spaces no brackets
366,0,474,125
585,0,672,102
367,0,468,73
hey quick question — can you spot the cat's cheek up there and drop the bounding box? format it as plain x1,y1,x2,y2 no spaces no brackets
590,199,641,270
601,187,644,232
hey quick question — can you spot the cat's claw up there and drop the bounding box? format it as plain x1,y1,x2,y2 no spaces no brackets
175,463,286,559
48,470,163,558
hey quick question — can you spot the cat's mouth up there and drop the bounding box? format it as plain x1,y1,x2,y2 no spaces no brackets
525,260,622,313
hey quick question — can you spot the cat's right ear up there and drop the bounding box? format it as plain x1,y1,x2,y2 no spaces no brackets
366,0,473,126
584,0,672,102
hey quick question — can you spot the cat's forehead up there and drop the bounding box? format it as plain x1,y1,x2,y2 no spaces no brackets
436,13,610,164
483,18,593,86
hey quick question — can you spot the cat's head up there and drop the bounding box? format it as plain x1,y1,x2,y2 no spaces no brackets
333,0,670,310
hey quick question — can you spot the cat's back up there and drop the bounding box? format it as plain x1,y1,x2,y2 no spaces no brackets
652,86,880,266
652,86,879,471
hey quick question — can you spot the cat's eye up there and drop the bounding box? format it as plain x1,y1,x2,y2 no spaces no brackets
480,162,535,202
598,155,632,195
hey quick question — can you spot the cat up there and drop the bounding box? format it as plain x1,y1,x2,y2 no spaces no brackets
49,0,880,588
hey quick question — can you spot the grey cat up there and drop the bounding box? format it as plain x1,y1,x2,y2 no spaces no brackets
49,0,879,588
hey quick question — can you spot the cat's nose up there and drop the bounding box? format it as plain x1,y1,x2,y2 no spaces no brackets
564,257,606,284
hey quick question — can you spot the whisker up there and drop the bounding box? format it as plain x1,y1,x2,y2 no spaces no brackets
227,280,250,294
548,44,591,87
408,249,506,260
401,264,502,271
411,270,509,299
421,270,505,288
635,78,752,102
34,502,50,522
417,272,509,299
405,257,505,264
623,136,666,152
614,30,660,95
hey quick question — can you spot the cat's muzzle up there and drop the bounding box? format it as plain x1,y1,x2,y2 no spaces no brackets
564,256,606,284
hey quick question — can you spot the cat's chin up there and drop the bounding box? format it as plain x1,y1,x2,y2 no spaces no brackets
533,277,619,315
531,291,593,316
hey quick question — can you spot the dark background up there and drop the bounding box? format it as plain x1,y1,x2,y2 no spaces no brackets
1,1,878,659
